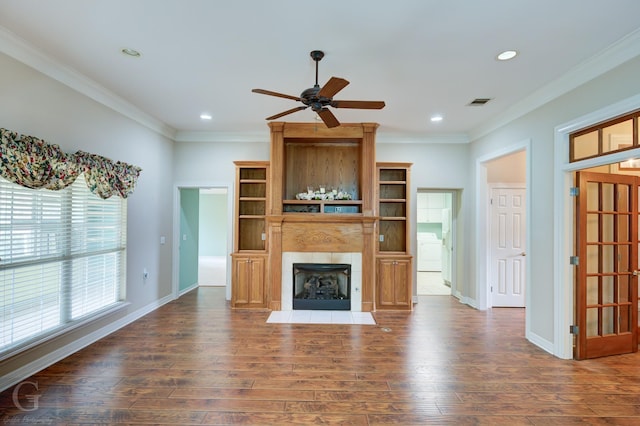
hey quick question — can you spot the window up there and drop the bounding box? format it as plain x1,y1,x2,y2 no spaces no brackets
0,174,126,358
570,110,640,162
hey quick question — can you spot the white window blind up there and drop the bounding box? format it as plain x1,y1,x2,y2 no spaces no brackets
0,175,126,357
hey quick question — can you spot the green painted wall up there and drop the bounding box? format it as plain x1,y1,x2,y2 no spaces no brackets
179,188,199,291
199,192,227,256
417,223,443,239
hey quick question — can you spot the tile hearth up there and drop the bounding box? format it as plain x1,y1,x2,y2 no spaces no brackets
266,310,376,325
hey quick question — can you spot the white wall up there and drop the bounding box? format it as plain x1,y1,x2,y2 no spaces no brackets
376,142,469,298
0,52,175,383
468,55,640,352
173,141,269,185
487,151,526,183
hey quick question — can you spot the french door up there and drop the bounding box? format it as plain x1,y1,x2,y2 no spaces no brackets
575,171,639,359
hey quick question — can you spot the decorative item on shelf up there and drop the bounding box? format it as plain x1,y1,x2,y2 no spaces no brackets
296,188,353,200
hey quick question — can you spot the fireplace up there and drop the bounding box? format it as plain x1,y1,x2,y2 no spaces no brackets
293,263,351,310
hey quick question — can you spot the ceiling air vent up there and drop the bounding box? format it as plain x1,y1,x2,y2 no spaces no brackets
468,98,492,106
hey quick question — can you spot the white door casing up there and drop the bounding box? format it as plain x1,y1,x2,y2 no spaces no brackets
490,186,526,307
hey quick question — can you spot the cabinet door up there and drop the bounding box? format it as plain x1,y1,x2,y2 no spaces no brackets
377,259,397,308
392,259,411,307
232,256,265,307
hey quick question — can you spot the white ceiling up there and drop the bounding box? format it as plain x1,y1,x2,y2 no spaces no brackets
1,0,640,143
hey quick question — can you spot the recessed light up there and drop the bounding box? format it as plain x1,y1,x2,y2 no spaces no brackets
121,48,141,57
497,50,517,61
200,113,212,120
430,115,443,122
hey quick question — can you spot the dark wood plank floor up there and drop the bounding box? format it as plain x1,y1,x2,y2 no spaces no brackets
2,287,640,425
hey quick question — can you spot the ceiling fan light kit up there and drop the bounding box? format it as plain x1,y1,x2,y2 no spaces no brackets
252,50,385,128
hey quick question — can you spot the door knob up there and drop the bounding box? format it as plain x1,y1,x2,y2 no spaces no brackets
520,252,526,256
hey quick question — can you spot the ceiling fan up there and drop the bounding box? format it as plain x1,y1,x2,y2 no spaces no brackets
252,50,385,128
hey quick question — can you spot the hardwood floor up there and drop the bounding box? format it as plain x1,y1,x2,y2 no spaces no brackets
2,287,640,425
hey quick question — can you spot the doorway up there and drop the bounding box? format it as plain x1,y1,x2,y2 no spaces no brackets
177,186,231,297
416,190,454,296
554,95,640,359
483,150,528,308
198,188,228,286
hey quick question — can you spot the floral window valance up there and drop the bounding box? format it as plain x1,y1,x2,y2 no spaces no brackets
0,128,142,199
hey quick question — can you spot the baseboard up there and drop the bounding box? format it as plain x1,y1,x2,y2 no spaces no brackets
459,295,479,309
526,330,556,357
179,282,199,297
0,293,175,392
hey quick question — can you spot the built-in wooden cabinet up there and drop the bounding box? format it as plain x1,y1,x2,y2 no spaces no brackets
231,254,266,308
376,257,412,309
232,161,269,308
232,124,416,312
376,162,412,310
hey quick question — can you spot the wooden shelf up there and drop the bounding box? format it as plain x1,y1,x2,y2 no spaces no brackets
283,199,363,214
376,162,412,310
234,161,269,252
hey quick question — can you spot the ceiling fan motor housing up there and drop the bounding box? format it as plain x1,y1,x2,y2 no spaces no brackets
310,50,325,61
300,86,331,111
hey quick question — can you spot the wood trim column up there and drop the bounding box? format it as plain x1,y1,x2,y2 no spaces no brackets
267,216,283,311
362,219,376,312
361,123,378,216
268,122,284,215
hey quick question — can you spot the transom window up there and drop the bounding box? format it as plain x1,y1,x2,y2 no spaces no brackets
570,109,640,162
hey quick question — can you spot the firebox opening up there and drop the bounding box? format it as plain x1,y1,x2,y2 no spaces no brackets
293,263,351,310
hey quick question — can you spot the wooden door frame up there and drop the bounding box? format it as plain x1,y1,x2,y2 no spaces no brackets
553,93,640,359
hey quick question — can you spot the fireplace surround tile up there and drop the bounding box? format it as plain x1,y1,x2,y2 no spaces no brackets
282,252,362,311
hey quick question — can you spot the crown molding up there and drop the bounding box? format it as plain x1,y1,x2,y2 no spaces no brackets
0,26,176,140
173,129,470,144
174,130,269,143
469,27,640,141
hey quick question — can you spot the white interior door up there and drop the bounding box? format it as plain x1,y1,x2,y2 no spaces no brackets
490,186,526,307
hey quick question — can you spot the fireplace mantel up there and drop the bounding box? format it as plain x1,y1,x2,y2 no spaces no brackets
265,122,377,312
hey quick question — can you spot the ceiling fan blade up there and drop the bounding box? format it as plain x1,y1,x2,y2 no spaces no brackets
317,77,349,99
265,106,308,120
317,108,340,128
331,100,386,109
252,88,301,101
